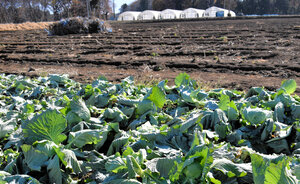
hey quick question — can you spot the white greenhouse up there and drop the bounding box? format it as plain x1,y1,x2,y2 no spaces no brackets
204,6,236,17
180,8,205,18
117,11,141,21
160,9,183,19
138,10,161,20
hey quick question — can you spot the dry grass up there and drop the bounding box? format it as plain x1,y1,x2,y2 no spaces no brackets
0,21,53,31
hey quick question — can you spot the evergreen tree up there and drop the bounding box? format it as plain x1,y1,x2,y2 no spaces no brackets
120,3,128,13
140,0,148,11
275,0,289,14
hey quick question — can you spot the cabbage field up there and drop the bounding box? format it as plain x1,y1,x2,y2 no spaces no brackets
0,73,299,184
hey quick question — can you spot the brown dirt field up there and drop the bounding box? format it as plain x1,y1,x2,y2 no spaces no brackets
0,22,53,31
0,17,300,93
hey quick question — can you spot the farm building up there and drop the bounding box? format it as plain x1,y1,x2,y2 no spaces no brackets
160,9,183,19
138,10,161,20
180,8,205,18
204,6,236,17
117,11,141,21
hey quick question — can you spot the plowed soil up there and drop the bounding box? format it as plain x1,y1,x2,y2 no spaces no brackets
0,17,300,92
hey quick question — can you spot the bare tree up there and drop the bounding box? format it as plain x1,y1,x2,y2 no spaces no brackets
70,0,86,17
0,1,10,23
40,0,51,21
83,0,112,19
50,0,72,20
97,0,112,19
289,0,300,14
86,0,91,17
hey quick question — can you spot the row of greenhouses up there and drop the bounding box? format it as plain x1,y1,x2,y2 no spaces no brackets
117,7,236,21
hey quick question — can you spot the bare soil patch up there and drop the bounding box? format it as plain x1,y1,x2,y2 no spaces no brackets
0,17,300,92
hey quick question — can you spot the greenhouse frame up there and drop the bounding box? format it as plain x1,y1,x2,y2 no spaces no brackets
205,6,236,17
117,11,141,21
180,8,205,18
138,10,161,20
160,9,183,19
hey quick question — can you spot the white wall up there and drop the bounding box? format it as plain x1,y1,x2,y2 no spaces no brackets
181,8,205,18
161,9,182,19
205,6,236,17
138,10,161,20
117,11,141,21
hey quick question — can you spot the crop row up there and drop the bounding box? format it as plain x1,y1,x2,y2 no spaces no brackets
0,73,300,183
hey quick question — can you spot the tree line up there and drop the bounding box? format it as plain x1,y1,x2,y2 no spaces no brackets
0,0,111,23
121,0,300,15
1,0,299,23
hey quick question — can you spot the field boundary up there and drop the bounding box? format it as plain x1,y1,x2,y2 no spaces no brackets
111,15,300,24
0,21,53,32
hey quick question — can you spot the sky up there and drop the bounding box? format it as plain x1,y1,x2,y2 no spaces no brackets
114,0,136,13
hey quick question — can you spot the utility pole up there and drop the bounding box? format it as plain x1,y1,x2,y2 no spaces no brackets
113,0,115,20
86,0,90,17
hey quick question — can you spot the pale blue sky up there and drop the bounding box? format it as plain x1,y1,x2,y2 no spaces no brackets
114,0,136,13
